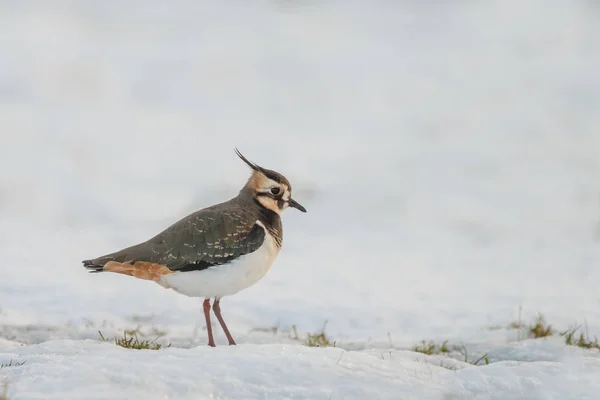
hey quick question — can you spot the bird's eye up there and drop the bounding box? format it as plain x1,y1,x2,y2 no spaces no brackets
270,187,281,195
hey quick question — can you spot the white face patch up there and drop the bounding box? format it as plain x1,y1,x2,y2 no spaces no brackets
264,178,280,189
255,179,293,214
257,195,280,214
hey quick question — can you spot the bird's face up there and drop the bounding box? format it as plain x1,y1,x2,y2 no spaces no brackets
252,172,306,215
236,149,307,215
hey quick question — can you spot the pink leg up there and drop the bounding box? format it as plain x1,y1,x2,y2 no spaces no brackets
213,298,236,345
203,298,215,347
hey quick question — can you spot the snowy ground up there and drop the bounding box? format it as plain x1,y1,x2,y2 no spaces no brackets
1,1,600,399
1,338,599,400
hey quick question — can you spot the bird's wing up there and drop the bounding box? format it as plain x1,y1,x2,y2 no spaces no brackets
83,204,265,271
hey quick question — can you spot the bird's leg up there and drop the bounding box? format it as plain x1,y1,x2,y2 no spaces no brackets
212,297,236,346
203,298,215,347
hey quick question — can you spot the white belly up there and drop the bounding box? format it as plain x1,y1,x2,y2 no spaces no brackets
159,232,280,298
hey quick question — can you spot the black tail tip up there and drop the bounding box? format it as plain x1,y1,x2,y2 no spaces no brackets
82,260,104,273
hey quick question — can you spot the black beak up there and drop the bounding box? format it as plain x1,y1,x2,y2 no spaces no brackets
289,198,307,213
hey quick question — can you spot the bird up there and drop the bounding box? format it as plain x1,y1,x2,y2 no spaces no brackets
82,148,306,347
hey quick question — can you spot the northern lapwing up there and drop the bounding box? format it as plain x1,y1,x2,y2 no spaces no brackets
83,149,306,347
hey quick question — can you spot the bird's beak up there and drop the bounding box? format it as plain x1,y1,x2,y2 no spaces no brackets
289,198,307,213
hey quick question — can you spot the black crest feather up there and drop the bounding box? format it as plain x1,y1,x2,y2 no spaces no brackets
234,148,291,187
234,147,262,172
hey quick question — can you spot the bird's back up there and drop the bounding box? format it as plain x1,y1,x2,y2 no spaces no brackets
83,196,270,272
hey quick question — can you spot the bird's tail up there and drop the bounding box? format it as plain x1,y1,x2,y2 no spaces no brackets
82,259,105,273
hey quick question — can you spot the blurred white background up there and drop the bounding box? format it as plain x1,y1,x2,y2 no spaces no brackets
0,0,599,344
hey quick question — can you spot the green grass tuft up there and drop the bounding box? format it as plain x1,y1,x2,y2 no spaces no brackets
528,315,553,338
250,321,335,347
458,344,489,366
98,330,170,350
507,312,600,351
413,340,450,356
413,341,437,355
412,341,488,366
561,326,600,350
306,322,332,347
439,340,450,353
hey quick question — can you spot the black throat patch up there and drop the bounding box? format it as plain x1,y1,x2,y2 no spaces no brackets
254,198,283,247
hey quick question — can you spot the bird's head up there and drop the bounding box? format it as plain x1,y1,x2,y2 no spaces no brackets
236,148,307,215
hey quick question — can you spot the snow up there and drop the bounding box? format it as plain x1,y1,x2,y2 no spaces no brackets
1,0,600,399
2,339,600,400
